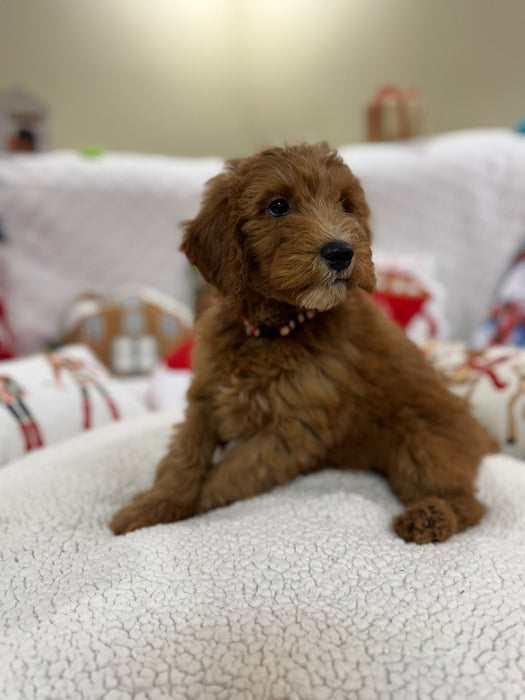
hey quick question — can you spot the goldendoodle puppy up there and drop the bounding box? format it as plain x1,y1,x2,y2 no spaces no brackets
111,143,494,543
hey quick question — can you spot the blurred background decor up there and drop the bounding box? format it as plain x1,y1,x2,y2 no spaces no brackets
473,239,525,348
0,291,15,360
63,285,193,376
367,85,425,141
0,86,48,152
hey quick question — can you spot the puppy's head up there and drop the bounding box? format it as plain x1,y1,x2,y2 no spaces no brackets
182,142,375,310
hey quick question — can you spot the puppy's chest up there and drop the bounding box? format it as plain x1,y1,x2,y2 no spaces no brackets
209,343,347,444
211,359,283,442
211,333,320,437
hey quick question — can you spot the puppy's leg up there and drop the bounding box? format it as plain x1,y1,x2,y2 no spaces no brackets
195,430,318,514
110,400,216,535
388,440,486,544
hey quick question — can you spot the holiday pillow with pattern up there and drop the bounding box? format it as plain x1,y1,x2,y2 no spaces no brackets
473,238,525,347
425,341,525,458
373,251,447,343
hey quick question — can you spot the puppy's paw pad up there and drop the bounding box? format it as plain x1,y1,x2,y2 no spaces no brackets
393,497,458,544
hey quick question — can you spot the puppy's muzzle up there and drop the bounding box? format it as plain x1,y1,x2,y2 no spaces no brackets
321,240,354,272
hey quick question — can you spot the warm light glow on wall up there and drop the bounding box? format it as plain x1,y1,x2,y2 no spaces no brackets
1,0,524,156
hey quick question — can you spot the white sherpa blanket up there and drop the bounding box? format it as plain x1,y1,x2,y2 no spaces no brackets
1,412,524,699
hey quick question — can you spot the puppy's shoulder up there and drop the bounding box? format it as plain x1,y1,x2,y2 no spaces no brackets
195,295,241,337
192,295,246,369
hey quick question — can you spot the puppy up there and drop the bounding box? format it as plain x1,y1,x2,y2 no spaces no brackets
111,143,494,543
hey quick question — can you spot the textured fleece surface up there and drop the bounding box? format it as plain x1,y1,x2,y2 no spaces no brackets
1,411,524,699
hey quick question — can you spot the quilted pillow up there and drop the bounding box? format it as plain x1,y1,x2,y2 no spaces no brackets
0,344,146,466
425,341,525,458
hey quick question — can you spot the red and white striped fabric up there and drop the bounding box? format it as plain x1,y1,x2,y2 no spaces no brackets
0,345,146,466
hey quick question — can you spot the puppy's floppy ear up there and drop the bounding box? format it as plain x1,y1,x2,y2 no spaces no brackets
331,154,377,295
181,161,246,301
351,181,377,294
356,223,377,294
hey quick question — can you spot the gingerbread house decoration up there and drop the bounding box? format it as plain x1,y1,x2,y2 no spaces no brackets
0,87,48,152
64,285,194,375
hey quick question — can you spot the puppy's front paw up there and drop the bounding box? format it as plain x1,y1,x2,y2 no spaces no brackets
110,490,196,535
393,496,458,544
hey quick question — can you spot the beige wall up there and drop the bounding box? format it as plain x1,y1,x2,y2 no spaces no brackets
1,0,524,158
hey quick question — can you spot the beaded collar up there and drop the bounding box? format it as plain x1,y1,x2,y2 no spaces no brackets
242,309,317,339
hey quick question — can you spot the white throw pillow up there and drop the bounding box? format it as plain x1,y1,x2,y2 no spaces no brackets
0,344,146,466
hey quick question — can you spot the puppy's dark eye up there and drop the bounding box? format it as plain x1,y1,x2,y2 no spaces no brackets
339,197,353,214
267,198,291,218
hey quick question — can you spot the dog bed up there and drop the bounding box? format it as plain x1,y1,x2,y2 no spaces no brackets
1,411,524,699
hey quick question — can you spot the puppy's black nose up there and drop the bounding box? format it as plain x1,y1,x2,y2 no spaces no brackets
321,240,354,272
